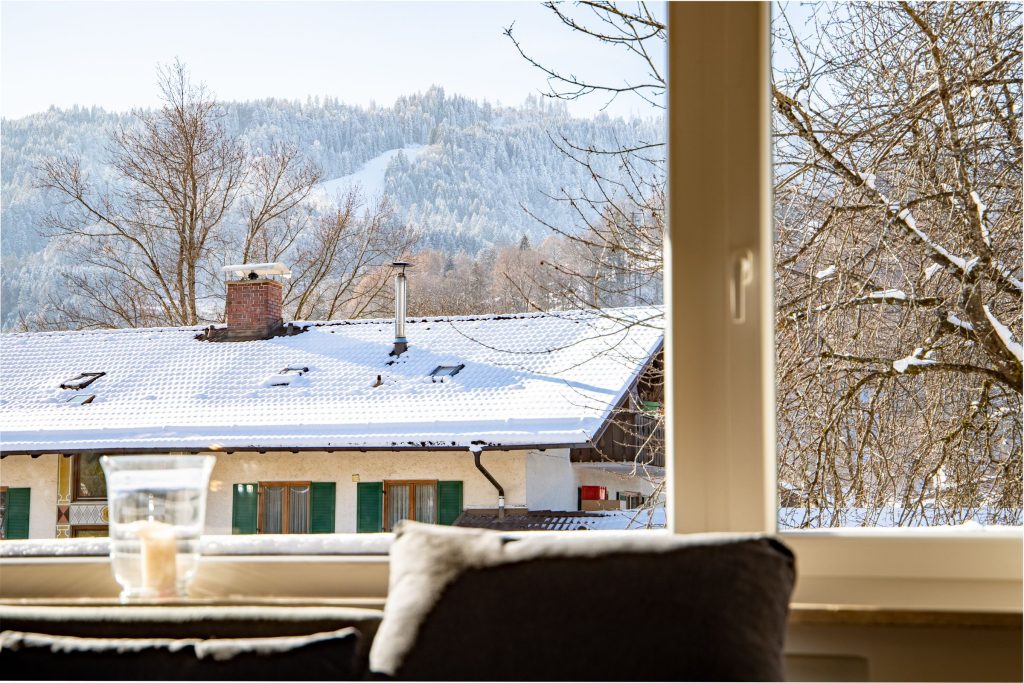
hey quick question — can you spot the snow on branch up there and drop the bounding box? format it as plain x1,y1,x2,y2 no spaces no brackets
892,347,937,374
773,86,1023,295
982,305,1024,364
944,311,975,334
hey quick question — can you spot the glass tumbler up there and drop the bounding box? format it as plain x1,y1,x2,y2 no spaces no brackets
100,455,216,602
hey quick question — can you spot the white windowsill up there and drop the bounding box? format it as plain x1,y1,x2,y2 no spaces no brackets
2,528,1020,613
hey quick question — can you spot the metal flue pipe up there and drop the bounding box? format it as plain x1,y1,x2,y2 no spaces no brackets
392,261,410,356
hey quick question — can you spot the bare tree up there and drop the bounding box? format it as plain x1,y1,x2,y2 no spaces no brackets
239,143,322,264
512,1,1022,528
37,61,322,329
773,2,1022,526
507,2,668,526
285,191,416,321
506,2,666,315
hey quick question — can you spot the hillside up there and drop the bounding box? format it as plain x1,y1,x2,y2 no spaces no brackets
0,88,663,329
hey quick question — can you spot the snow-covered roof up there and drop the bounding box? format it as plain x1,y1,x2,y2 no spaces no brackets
454,507,666,531
0,308,663,454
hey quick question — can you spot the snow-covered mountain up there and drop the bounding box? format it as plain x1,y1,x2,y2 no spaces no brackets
0,87,663,329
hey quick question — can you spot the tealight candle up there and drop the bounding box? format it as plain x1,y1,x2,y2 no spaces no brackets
132,519,178,596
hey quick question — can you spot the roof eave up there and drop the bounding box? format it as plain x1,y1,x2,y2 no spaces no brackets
0,441,590,458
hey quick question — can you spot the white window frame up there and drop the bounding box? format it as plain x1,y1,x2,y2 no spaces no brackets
665,2,1021,612
1,3,1020,611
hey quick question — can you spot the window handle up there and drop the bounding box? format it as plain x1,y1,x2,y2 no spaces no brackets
730,248,754,324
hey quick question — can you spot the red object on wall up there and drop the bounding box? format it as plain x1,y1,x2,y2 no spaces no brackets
581,486,607,501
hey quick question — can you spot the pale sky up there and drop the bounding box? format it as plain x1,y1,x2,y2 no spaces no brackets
1,0,666,120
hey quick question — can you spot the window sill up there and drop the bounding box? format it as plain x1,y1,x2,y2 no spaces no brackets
2,529,1020,612
782,528,1023,612
788,603,1022,628
0,534,394,558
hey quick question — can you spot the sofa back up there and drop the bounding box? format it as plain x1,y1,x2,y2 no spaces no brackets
370,523,796,681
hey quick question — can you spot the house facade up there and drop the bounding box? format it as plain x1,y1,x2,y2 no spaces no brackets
0,265,664,538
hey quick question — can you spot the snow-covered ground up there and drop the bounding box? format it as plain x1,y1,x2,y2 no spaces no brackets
314,145,432,204
779,507,1022,528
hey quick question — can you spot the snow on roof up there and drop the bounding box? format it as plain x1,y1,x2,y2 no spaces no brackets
454,507,666,531
0,307,663,454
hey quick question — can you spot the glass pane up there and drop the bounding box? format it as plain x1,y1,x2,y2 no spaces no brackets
388,484,411,530
72,527,108,538
262,486,283,534
289,485,310,534
772,2,1022,528
77,453,107,499
416,484,436,524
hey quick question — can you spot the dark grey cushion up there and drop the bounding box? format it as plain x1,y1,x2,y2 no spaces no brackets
0,626,360,681
0,604,383,681
370,522,796,681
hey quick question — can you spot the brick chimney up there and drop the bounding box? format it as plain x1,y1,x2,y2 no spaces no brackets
226,276,282,334
204,263,291,342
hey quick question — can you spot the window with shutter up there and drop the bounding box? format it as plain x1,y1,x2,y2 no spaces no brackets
231,483,258,534
357,482,383,533
438,480,463,525
5,487,30,539
309,482,336,533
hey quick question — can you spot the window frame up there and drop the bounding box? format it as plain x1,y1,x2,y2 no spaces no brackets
664,1,1021,611
0,486,6,540
257,481,312,534
0,3,1019,613
59,372,105,390
383,480,438,531
72,453,107,502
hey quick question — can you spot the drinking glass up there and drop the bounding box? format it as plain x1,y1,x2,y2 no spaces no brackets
100,455,215,602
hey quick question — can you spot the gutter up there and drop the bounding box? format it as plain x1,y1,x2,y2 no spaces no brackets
0,442,589,458
471,445,505,520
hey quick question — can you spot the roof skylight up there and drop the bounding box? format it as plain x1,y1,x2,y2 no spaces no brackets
65,394,96,405
263,366,310,387
60,372,105,390
430,364,465,382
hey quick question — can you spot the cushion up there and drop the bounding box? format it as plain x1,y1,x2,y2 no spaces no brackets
0,603,383,675
369,521,796,681
0,626,361,681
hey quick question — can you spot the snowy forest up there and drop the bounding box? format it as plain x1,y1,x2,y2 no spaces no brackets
1,83,663,329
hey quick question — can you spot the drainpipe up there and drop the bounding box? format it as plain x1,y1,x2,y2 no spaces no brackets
471,445,504,519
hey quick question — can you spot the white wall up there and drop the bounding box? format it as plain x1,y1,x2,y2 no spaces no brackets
0,454,58,539
205,449,531,534
573,463,662,504
525,449,575,511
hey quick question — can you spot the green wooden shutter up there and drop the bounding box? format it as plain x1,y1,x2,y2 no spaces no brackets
309,482,336,533
437,481,463,526
5,488,30,539
232,483,258,535
356,482,383,533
